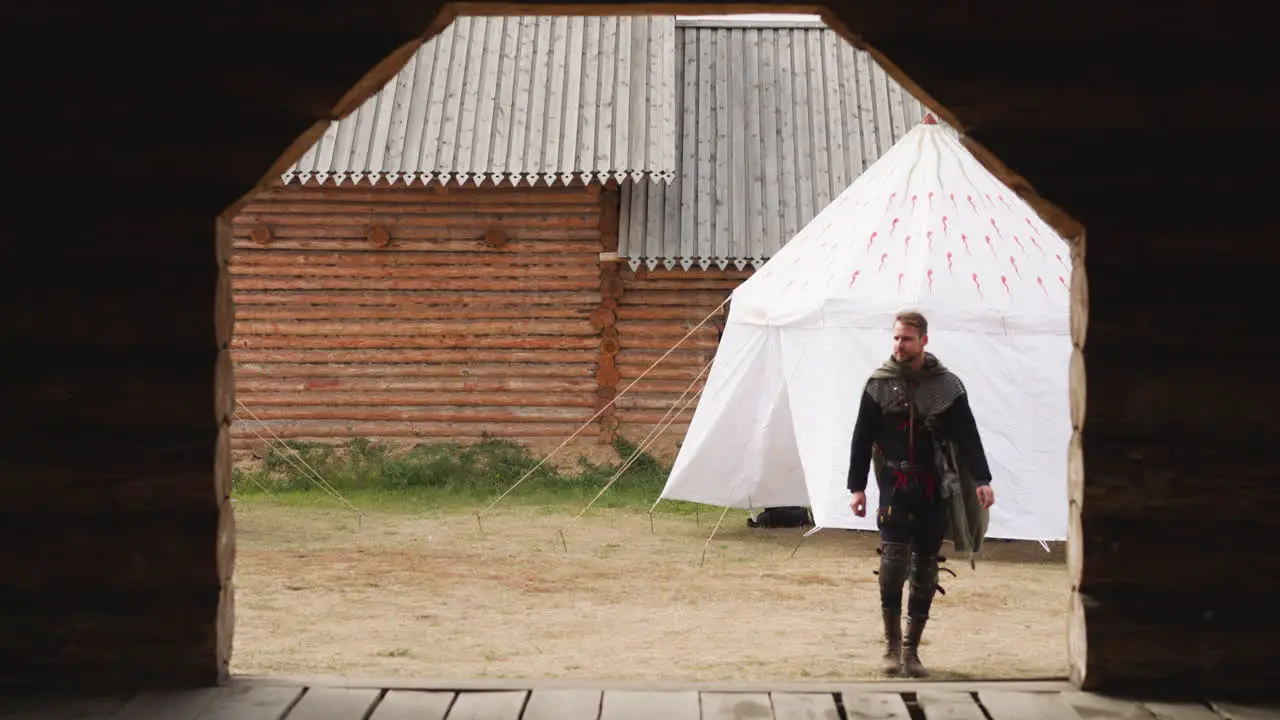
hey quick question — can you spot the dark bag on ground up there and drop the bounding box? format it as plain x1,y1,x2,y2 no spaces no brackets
747,506,814,528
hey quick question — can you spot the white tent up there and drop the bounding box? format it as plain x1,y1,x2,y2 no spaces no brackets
657,116,1073,542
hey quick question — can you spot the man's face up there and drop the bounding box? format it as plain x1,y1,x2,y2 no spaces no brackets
892,321,926,364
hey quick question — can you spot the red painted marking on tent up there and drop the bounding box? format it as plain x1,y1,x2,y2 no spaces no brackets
890,217,900,236
990,217,1003,239
1026,217,1037,233
928,192,935,210
972,273,983,297
985,236,997,255
926,231,935,250
922,113,938,124
1010,256,1022,277
998,194,1012,210
886,192,897,211
985,194,994,206
1013,235,1026,253
1030,236,1044,254
967,195,978,213
867,231,878,250
961,234,971,255
1056,253,1066,269
848,270,860,287
1037,277,1049,296
1001,275,1011,295
904,235,912,252
1060,275,1068,290
941,216,949,235
950,193,958,209
879,252,889,271
911,195,918,213
946,251,954,273
898,272,905,292
927,269,935,292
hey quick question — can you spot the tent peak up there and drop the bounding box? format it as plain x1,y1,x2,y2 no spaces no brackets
921,113,938,125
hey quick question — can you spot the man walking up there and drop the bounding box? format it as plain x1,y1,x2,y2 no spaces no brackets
846,311,995,677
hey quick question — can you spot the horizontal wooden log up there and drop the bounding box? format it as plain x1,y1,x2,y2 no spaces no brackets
237,201,600,215
0,510,222,588
230,335,599,350
616,336,721,352
233,235,601,249
615,350,714,368
234,319,596,337
233,362,594,379
617,306,731,321
611,409,691,425
230,277,598,291
236,391,596,408
615,394,705,410
230,421,598,439
1078,517,1280,594
231,349,597,364
235,306,593,321
612,364,716,381
230,251,600,266
3,359,223,432
233,291,599,307
233,406,595,423
1,283,219,347
234,212,599,229
1077,587,1279,699
235,377,597,393
617,326,723,342
229,264,599,279
619,279,740,291
596,379,706,394
1082,352,1276,439
0,588,223,682
4,461,219,514
617,290,738,306
1080,434,1280,500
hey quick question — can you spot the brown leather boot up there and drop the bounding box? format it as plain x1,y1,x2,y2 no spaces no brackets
902,616,928,677
880,608,903,674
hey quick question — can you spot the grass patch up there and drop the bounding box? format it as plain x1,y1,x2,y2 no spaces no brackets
232,437,706,515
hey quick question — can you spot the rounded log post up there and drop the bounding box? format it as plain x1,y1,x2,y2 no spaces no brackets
1067,233,1088,688
595,186,621,444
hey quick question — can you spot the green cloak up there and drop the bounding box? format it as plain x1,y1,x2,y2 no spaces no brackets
867,353,989,568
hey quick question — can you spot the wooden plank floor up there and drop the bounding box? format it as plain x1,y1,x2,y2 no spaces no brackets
4,680,1278,719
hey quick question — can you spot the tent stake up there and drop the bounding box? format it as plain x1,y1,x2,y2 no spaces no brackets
788,531,808,559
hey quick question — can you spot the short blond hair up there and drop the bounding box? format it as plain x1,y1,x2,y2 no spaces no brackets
894,310,928,337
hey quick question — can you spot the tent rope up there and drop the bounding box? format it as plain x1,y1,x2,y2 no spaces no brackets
699,502,734,568
478,297,730,523
235,400,364,521
554,363,710,546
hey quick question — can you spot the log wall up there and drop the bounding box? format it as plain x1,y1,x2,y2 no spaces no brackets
228,182,606,447
612,265,751,460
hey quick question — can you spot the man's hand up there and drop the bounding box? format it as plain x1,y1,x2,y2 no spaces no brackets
850,491,867,517
976,484,995,509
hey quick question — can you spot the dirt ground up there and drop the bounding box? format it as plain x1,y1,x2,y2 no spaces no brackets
229,500,1069,682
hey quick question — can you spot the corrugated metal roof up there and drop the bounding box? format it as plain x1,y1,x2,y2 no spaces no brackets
283,15,679,187
618,22,928,269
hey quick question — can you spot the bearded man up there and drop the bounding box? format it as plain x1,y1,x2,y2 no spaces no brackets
846,311,996,677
